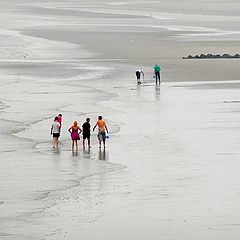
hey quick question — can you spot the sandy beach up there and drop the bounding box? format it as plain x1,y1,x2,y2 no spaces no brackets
1,1,240,239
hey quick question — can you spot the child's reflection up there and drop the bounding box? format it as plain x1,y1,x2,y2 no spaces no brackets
98,149,107,161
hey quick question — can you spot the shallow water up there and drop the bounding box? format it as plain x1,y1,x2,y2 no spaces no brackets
2,69,240,239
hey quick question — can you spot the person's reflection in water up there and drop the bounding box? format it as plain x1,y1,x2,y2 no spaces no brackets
98,148,107,161
72,149,78,157
155,85,161,99
52,146,61,156
83,147,91,159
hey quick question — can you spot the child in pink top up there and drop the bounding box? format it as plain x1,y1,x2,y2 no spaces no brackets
57,114,62,125
56,114,62,134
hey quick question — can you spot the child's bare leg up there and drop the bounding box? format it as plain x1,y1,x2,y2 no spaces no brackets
52,138,56,148
88,138,91,148
98,134,101,148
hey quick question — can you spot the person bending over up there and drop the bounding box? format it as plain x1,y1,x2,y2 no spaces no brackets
135,70,144,84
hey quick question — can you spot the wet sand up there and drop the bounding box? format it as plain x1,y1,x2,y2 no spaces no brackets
1,1,240,239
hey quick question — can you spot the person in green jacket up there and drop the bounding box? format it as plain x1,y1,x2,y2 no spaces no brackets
154,64,161,85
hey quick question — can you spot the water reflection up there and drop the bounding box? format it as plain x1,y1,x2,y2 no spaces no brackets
98,148,108,161
52,147,61,156
83,147,91,159
155,85,161,99
72,150,78,157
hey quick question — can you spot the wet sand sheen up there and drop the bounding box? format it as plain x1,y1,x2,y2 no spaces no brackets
0,0,240,240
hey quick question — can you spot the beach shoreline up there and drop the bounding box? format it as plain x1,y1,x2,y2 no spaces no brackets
1,1,240,239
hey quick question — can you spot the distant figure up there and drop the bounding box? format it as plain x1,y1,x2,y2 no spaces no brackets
68,121,82,151
154,64,161,85
135,70,144,85
50,116,60,148
93,116,109,149
82,118,91,149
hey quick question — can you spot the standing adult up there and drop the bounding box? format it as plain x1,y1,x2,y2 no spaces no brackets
135,70,144,85
50,116,60,148
82,118,91,149
154,64,161,85
93,116,109,149
68,121,82,151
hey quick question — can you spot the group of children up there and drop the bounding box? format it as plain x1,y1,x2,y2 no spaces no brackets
50,115,109,150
